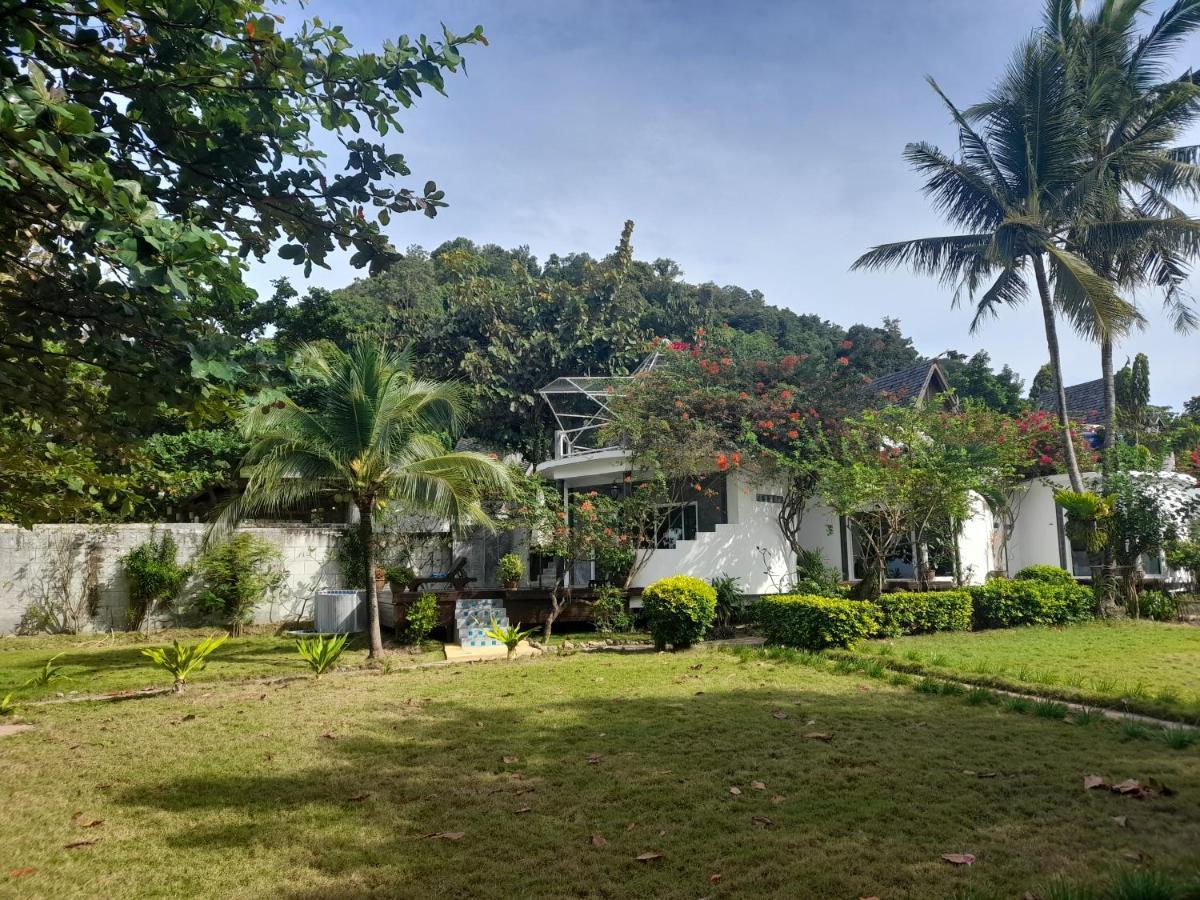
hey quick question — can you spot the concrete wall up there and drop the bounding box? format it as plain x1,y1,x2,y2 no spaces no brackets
633,473,793,595
0,524,346,634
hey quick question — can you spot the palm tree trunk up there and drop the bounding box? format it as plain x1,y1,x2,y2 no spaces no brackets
1101,336,1117,485
1032,255,1085,493
358,499,384,658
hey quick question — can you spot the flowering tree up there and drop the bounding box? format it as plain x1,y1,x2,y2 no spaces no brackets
603,327,870,562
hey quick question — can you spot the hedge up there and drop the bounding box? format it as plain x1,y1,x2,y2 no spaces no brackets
757,595,878,650
969,578,1094,629
1012,564,1076,587
873,590,973,637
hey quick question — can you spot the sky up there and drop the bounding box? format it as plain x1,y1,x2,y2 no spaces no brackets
247,0,1200,409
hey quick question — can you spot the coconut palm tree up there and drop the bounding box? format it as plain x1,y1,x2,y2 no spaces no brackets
211,341,513,657
1044,0,1200,480
854,34,1144,492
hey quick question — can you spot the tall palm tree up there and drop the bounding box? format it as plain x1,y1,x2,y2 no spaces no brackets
212,341,513,657
1044,0,1200,481
854,34,1144,492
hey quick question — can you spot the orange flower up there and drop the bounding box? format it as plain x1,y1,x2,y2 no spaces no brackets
787,429,799,440
837,356,849,366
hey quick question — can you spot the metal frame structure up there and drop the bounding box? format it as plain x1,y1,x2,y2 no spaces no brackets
538,351,666,458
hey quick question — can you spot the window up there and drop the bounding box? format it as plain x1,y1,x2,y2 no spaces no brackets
756,493,785,504
654,503,698,549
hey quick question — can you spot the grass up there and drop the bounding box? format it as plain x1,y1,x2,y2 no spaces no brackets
2,643,1198,898
0,628,444,701
860,621,1200,722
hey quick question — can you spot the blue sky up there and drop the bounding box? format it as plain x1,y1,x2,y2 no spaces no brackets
249,0,1200,408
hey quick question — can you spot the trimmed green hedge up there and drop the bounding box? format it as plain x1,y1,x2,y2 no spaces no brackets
874,590,973,637
970,578,1094,629
1012,564,1076,587
641,575,717,650
757,595,878,650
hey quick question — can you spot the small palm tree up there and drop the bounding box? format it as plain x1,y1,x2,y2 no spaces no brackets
212,341,513,657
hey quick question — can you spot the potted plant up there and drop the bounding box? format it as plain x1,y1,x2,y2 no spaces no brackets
385,565,415,595
498,553,524,590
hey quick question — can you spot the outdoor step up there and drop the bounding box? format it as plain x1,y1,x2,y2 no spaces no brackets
455,618,509,632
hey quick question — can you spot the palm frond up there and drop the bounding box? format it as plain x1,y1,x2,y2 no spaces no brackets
1044,243,1139,337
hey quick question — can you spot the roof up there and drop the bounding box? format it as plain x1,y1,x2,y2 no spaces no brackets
871,360,954,407
1036,378,1106,424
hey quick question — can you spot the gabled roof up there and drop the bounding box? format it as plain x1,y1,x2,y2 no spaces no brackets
1036,378,1106,424
871,360,955,408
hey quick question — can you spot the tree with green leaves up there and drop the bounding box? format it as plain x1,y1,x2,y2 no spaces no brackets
1042,0,1200,483
1116,352,1152,446
854,34,1144,493
940,350,1026,414
0,0,484,434
212,341,512,656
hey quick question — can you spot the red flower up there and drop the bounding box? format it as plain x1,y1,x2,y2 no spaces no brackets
840,339,853,350
837,356,850,366
787,429,800,439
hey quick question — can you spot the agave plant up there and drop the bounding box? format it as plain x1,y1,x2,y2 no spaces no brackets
141,634,228,692
484,618,536,660
24,652,71,688
0,693,15,717
297,633,349,677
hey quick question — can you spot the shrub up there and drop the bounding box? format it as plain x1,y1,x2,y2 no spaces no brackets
404,593,440,644
1137,590,1177,622
793,548,845,597
592,585,632,633
485,618,537,659
122,533,191,631
24,653,71,688
497,553,524,585
1013,564,1076,587
194,534,284,635
297,633,348,676
757,594,878,650
384,565,415,592
970,578,1094,629
710,574,744,632
141,634,227,691
874,590,972,637
641,575,718,650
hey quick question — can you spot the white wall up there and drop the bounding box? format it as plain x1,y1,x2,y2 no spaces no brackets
0,524,345,634
632,473,793,595
1004,476,1069,574
957,492,997,586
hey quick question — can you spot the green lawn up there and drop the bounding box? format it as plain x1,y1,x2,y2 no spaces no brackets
0,628,444,701
2,641,1198,898
856,621,1200,722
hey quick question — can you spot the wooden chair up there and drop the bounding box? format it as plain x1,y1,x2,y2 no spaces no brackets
409,556,477,592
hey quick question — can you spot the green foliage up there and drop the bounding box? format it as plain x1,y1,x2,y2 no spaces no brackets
793,549,844,598
296,633,349,676
1053,490,1112,555
1013,565,1076,587
757,594,879,650
24,653,71,688
384,565,415,592
939,350,1025,415
1137,590,1177,623
1165,529,1200,585
497,553,524,585
709,574,745,632
122,533,191,631
0,0,485,440
0,693,14,716
141,635,228,690
404,594,440,644
484,618,537,659
334,527,370,591
194,534,283,635
591,586,632,634
1106,473,1189,568
640,576,718,651
873,590,972,637
970,578,1095,629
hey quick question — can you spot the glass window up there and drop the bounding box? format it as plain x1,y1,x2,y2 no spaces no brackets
655,503,698,549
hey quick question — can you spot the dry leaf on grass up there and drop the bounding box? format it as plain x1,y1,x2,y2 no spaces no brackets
729,787,742,796
803,732,833,742
586,753,602,765
1122,849,1149,863
71,812,102,828
424,832,465,841
1084,775,1108,791
750,815,774,829
771,795,786,804
941,853,975,865
590,834,608,847
502,756,519,764
771,710,789,720
347,793,370,802
626,822,637,831
635,851,664,862
64,839,98,850
8,868,35,878
320,731,337,740
751,780,766,791
1112,816,1128,827
710,874,722,884
515,807,532,815
1112,779,1149,799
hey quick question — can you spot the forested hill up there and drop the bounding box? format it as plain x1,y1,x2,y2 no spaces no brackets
273,226,996,458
